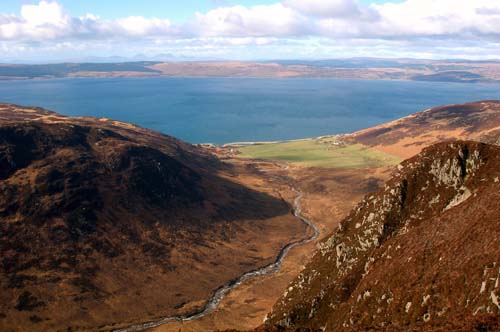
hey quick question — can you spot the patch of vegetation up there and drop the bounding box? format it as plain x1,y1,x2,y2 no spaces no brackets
65,204,98,240
29,315,43,323
15,291,45,311
238,139,401,168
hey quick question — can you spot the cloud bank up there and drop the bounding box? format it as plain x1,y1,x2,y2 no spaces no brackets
1,0,500,61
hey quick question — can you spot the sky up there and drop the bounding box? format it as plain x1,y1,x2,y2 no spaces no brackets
0,0,499,62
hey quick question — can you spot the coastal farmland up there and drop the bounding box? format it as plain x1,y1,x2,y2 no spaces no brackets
235,138,401,168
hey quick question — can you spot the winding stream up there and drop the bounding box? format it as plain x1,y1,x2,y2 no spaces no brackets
112,187,319,332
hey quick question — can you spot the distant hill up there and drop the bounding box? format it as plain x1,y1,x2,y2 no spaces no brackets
412,71,485,83
264,141,500,331
0,62,161,79
1,59,499,83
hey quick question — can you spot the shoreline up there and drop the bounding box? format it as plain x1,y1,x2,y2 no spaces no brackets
219,134,345,148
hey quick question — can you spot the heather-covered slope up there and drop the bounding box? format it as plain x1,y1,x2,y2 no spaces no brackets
265,141,500,331
350,100,500,158
0,104,305,332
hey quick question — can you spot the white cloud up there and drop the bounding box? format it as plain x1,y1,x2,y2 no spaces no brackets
1,0,500,60
372,0,500,38
191,4,309,37
282,0,363,18
20,1,66,26
312,0,500,40
114,16,173,37
2,0,500,41
0,0,175,40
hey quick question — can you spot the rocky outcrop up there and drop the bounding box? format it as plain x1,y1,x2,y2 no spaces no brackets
265,141,500,331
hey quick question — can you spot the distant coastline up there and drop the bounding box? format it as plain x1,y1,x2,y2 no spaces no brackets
1,59,499,84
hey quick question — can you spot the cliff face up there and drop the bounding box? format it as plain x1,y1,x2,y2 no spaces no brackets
0,104,295,332
265,141,500,331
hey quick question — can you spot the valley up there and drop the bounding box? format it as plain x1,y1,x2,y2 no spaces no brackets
1,101,499,332
144,101,500,331
2,1,499,331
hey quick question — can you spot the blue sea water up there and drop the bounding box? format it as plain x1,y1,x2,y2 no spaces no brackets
0,77,499,144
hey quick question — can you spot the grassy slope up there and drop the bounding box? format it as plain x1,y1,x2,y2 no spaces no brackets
238,140,401,168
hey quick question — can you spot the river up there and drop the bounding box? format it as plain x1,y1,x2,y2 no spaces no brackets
112,187,319,332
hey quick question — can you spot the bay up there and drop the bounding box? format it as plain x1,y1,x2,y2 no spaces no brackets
0,77,499,144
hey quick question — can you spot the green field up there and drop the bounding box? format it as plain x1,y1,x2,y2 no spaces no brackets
237,139,401,168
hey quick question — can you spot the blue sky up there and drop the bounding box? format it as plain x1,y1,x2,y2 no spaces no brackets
0,0,400,21
0,0,498,62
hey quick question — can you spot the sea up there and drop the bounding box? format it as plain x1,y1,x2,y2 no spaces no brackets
0,77,499,144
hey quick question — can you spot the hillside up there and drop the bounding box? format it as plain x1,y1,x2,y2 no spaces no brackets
350,100,500,158
264,141,500,331
0,104,307,332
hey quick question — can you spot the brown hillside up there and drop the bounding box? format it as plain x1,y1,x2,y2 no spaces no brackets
350,100,500,158
265,141,500,331
0,104,306,332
